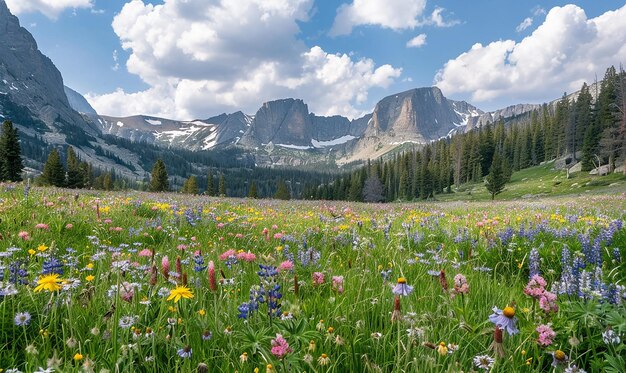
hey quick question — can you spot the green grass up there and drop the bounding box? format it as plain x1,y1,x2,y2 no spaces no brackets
438,163,626,202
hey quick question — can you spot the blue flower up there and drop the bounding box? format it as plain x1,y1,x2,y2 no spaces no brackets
177,346,192,358
14,311,31,326
392,278,414,296
488,306,519,335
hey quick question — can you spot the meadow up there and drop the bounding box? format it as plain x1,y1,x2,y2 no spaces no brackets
0,183,624,372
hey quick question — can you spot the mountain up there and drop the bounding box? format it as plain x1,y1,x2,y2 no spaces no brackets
96,112,251,150
340,87,483,164
64,86,98,119
0,0,145,178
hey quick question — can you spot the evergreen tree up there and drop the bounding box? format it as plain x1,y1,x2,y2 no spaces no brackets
485,153,508,200
218,174,226,196
248,181,258,198
65,146,84,189
206,169,214,196
0,120,24,181
149,159,169,192
41,148,66,187
274,179,290,200
363,174,384,202
182,175,199,194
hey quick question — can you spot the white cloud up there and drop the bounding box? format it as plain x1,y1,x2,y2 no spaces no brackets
516,17,533,32
434,4,626,106
425,7,459,28
88,0,402,120
330,0,427,36
4,0,93,19
407,33,427,48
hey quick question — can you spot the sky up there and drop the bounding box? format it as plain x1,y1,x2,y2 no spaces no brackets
6,0,626,120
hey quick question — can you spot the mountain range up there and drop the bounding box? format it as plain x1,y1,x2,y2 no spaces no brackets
0,0,568,180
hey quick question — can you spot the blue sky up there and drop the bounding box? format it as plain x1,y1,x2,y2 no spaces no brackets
7,0,626,119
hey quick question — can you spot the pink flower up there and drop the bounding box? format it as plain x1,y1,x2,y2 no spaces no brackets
524,275,547,299
120,282,134,303
103,219,112,224
35,223,49,230
18,231,30,240
219,249,236,261
262,228,269,235
273,233,283,239
177,244,188,250
278,261,294,272
65,224,73,229
208,261,217,292
217,223,225,229
138,249,153,257
270,334,292,360
313,272,325,286
235,233,244,239
452,274,470,295
161,256,170,280
536,324,556,346
539,291,558,313
332,276,344,294
237,251,256,262
271,225,278,230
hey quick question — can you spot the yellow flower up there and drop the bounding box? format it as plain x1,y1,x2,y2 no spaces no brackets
85,263,94,270
317,353,330,366
28,249,36,256
37,244,48,252
167,286,194,303
198,309,206,316
74,353,83,361
34,274,62,292
437,341,448,356
85,275,95,282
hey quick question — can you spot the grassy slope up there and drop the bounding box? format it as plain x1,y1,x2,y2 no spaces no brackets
437,162,626,202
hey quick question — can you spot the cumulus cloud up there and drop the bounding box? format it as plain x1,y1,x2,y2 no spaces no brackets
4,0,93,19
330,0,427,36
406,33,427,48
88,0,402,119
516,17,533,32
425,7,459,28
434,4,626,105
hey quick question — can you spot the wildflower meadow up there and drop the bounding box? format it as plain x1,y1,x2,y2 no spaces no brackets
0,184,624,372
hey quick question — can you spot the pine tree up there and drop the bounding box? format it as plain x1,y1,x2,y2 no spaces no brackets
362,174,384,202
65,146,84,189
248,181,258,198
274,179,290,200
485,153,507,200
149,159,169,192
218,174,226,196
206,169,214,196
182,175,199,194
41,148,66,187
0,120,23,181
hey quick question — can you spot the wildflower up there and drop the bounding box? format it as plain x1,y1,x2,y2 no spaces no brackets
270,334,292,359
565,365,587,373
266,364,275,373
524,275,547,299
439,270,448,292
316,320,325,331
18,231,30,240
73,353,83,361
452,274,469,295
318,353,330,366
161,256,170,280
14,311,32,326
539,291,558,313
118,315,137,329
167,285,194,303
35,223,49,230
177,345,192,358
278,260,294,272
47,351,63,369
85,275,95,282
332,276,344,294
392,277,414,296
491,326,505,358
303,353,313,364
66,337,78,348
473,355,494,371
312,272,324,286
436,342,448,356
25,343,38,354
208,261,217,292
240,352,248,363
550,350,568,367
308,340,316,352
391,295,402,322
488,306,519,335
536,324,556,347
33,274,62,292
197,363,209,373
34,368,54,373
602,329,621,345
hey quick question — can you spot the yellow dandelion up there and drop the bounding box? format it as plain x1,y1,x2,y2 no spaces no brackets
37,244,48,252
34,274,62,292
85,275,95,282
74,353,84,361
167,285,194,303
